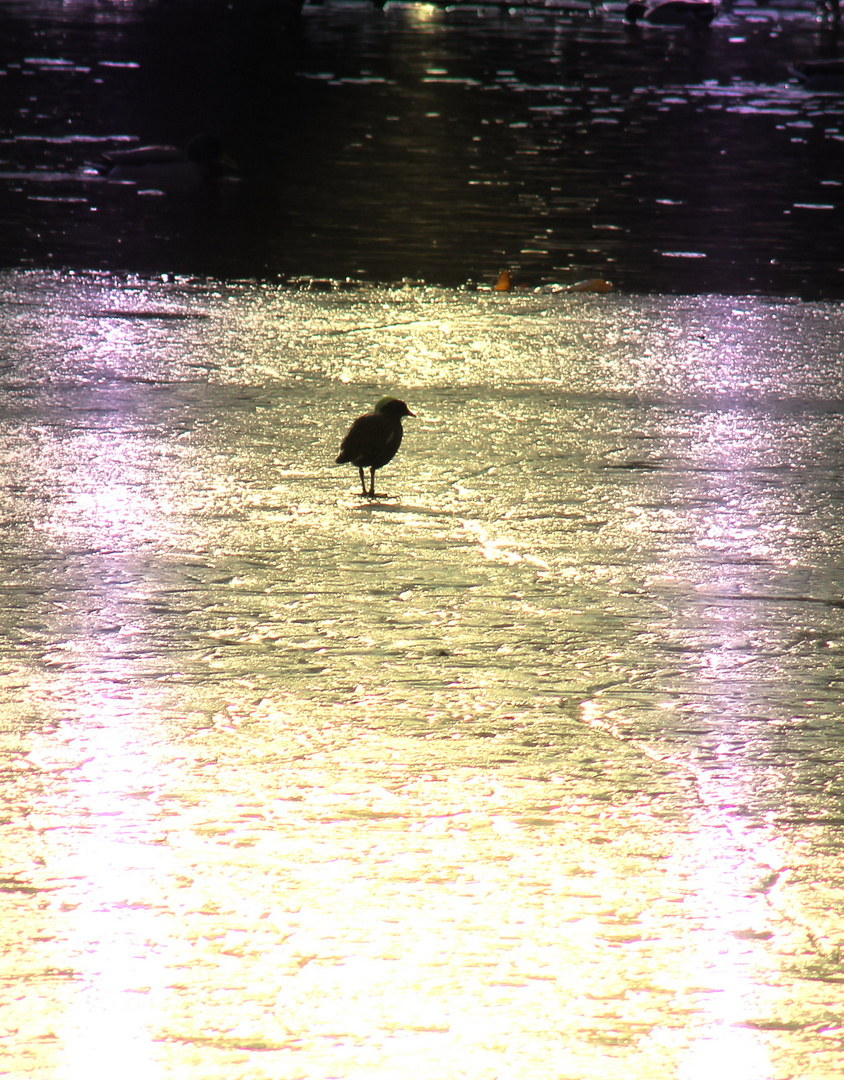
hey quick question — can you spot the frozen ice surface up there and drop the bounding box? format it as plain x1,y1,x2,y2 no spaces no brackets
1,271,844,1079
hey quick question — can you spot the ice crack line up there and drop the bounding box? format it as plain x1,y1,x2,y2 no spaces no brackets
574,696,832,964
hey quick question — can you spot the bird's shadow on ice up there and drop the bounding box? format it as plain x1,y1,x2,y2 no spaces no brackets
351,501,455,517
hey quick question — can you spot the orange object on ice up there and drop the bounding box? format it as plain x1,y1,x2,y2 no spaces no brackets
568,278,613,293
494,269,512,291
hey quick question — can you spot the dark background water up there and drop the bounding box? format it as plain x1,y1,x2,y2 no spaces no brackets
1,0,843,296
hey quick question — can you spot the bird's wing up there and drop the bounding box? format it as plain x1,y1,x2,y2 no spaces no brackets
337,412,398,464
103,145,188,166
337,413,380,459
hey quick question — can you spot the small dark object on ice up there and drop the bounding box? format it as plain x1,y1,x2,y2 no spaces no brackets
336,396,415,499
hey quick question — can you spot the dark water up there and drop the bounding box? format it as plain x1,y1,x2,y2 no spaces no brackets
1,0,844,296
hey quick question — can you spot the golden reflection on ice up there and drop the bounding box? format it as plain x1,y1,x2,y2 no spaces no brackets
4,277,844,1079
45,689,172,1080
676,823,777,1080
60,926,162,1080
681,1027,772,1080
588,319,796,1080
21,365,180,1077
580,693,780,1079
72,483,154,538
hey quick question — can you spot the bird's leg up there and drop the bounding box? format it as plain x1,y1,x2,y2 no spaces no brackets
358,467,368,498
368,467,377,499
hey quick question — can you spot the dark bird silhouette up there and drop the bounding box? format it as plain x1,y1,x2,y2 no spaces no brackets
790,58,844,91
336,396,415,499
97,134,236,190
625,0,717,24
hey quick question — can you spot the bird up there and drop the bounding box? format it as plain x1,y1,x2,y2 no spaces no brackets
624,1,717,25
96,134,236,190
335,396,415,500
790,58,844,92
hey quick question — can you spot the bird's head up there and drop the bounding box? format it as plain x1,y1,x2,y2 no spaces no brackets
185,134,240,179
185,134,227,163
624,1,647,21
374,396,415,418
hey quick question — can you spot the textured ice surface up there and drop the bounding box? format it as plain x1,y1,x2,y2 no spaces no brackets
1,272,844,1079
